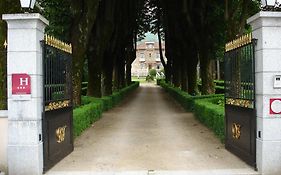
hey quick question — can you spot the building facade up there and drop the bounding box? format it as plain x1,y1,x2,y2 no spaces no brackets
131,41,166,77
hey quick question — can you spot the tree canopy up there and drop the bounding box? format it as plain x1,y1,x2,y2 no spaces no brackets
0,0,260,108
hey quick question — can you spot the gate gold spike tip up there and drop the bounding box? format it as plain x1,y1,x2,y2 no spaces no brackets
3,40,7,49
44,34,72,54
44,34,47,43
225,33,252,52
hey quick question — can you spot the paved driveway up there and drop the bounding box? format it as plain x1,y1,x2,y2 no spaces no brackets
47,83,258,175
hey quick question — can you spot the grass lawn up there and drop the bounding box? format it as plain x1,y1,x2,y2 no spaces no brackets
131,77,155,83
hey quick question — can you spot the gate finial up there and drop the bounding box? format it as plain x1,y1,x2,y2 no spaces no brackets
3,40,7,49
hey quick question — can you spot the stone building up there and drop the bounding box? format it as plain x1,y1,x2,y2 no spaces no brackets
131,41,166,77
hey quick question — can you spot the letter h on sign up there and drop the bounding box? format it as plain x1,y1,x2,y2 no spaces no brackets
12,74,31,95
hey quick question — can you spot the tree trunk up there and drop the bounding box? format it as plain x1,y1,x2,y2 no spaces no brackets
126,63,132,85
86,0,118,98
114,55,126,90
71,42,86,106
172,57,180,87
187,52,199,95
181,58,188,91
216,60,221,80
87,55,102,97
166,62,171,82
200,52,215,94
102,52,114,96
70,0,100,106
157,16,166,72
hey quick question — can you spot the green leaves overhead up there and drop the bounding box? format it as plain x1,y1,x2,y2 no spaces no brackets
38,0,72,42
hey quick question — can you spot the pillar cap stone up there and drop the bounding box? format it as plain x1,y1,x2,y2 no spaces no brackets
247,11,281,30
2,13,49,26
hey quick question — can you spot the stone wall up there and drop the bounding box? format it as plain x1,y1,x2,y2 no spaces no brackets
0,110,8,174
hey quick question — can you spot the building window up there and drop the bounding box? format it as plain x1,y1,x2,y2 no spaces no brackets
146,42,154,49
156,53,161,61
139,53,145,62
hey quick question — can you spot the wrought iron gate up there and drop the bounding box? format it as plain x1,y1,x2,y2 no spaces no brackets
224,34,256,167
42,35,73,172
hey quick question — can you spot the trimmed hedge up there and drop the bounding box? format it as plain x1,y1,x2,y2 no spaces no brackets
73,81,139,137
197,80,225,94
156,79,164,85
159,80,225,142
73,99,103,137
194,97,225,142
159,80,223,111
214,80,224,87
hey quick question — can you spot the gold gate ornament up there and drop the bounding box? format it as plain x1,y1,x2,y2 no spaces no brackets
56,125,67,143
232,123,241,139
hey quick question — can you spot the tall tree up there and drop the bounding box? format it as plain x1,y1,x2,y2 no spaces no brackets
86,0,117,97
0,0,21,109
69,0,100,106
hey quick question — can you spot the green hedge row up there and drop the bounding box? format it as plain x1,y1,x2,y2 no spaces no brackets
73,81,139,137
194,97,225,142
159,80,224,111
159,80,225,142
196,79,225,94
214,80,224,87
198,84,225,94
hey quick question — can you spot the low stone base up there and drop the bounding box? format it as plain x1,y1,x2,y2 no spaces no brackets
8,143,43,175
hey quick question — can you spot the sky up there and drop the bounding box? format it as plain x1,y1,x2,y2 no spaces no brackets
141,32,158,42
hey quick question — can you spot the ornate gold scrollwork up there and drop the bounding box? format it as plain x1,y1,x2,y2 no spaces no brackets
232,123,241,139
56,125,67,143
226,98,253,108
45,100,70,111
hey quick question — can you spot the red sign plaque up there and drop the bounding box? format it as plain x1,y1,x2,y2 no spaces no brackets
12,74,31,95
270,99,281,114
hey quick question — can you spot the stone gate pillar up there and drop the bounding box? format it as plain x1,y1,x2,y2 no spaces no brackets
2,13,48,175
248,12,281,175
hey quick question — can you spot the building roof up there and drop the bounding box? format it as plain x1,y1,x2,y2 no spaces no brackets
137,41,165,50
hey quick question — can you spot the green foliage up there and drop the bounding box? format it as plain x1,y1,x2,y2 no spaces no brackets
37,0,72,41
217,99,225,107
214,80,224,87
52,91,64,100
101,96,113,111
197,79,225,94
149,69,157,77
159,80,224,111
194,97,225,142
73,82,139,137
156,78,164,85
159,80,225,142
146,68,159,83
136,0,151,40
73,99,103,137
0,0,21,110
146,74,154,82
225,0,260,40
